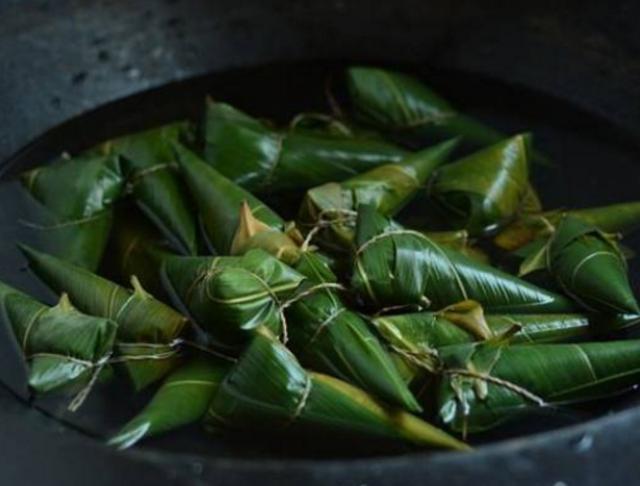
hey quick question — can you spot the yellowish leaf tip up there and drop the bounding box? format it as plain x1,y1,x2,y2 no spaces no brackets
440,300,493,340
130,275,152,300
56,293,76,313
230,201,273,255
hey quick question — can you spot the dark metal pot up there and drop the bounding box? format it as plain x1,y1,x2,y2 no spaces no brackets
1,1,640,485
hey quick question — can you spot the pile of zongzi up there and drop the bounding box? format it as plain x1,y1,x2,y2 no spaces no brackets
5,65,640,453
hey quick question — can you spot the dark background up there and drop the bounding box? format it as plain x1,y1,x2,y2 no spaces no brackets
1,1,640,484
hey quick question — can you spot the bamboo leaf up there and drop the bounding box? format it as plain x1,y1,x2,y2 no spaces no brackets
568,202,640,236
292,250,340,283
206,330,468,450
20,246,187,390
438,340,640,434
517,239,550,276
203,100,408,193
103,208,176,300
288,112,357,137
162,249,305,348
228,203,345,282
103,122,199,255
108,356,231,449
287,112,385,141
423,230,489,263
285,253,421,412
0,281,116,395
346,66,503,148
230,201,302,265
351,205,575,313
437,300,493,340
298,138,459,252
428,134,538,235
20,152,125,270
495,202,640,252
373,310,595,381
494,212,557,252
173,142,284,255
547,216,639,314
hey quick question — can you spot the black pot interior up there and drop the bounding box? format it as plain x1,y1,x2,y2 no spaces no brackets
1,61,640,461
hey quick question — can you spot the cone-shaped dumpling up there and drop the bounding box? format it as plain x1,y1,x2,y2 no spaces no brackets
374,309,592,350
285,253,421,411
298,138,459,252
373,306,595,381
495,201,640,252
162,249,305,348
203,100,408,193
20,152,125,270
547,216,639,314
438,340,640,434
108,355,231,449
206,330,468,450
351,205,575,313
173,142,284,255
0,282,116,394
428,134,540,235
346,66,503,149
103,122,198,255
20,245,187,390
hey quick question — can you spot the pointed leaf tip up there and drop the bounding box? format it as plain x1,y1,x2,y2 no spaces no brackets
440,300,493,340
130,275,152,300
17,243,41,264
230,201,273,255
403,137,461,182
55,293,75,313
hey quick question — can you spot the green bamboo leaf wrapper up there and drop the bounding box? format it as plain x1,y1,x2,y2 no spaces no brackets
162,249,305,348
103,122,198,255
351,205,574,313
222,197,345,283
203,100,408,193
495,201,640,252
229,209,344,282
104,208,176,300
292,251,339,284
109,356,231,449
494,212,560,252
422,230,470,246
346,66,504,149
21,152,125,270
173,142,285,255
0,282,116,394
229,201,303,266
20,246,188,390
298,138,459,252
437,340,640,434
285,253,420,411
287,112,385,141
206,331,468,450
567,202,640,235
373,309,595,381
423,230,489,264
546,216,639,314
428,134,540,235
0,280,23,305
